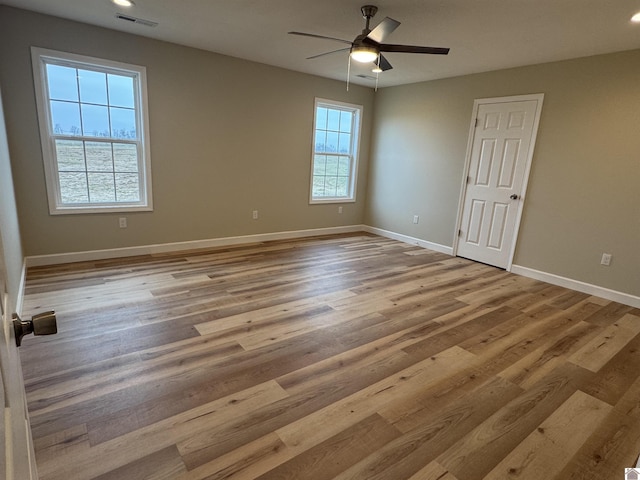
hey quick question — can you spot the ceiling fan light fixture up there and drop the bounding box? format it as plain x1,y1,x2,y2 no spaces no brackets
372,66,383,73
350,45,379,63
632,12,640,23
112,0,135,7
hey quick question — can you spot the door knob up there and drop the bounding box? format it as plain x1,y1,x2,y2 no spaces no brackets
510,194,519,200
12,311,57,347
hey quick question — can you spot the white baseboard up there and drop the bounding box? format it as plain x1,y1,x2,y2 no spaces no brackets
362,226,454,255
511,265,640,309
23,225,639,310
25,225,367,267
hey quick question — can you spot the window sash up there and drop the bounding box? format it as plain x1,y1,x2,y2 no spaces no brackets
310,99,362,204
32,47,152,214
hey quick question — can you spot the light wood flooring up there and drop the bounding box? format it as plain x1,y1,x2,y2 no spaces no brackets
21,233,640,479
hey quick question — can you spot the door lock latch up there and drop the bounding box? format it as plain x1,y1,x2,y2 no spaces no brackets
12,311,57,347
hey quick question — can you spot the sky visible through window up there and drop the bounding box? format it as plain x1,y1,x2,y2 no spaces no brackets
47,64,137,138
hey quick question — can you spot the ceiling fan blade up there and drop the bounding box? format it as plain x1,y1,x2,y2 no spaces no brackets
379,44,450,55
366,17,401,43
376,54,393,71
288,32,352,45
306,47,351,60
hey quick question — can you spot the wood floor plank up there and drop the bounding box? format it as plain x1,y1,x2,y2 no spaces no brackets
333,376,522,480
91,445,187,480
407,462,460,480
555,409,640,480
568,313,640,372
18,233,639,479
179,433,290,480
255,414,401,480
36,381,289,480
497,320,600,389
436,363,594,480
175,350,415,469
483,390,612,479
275,346,477,454
579,329,640,407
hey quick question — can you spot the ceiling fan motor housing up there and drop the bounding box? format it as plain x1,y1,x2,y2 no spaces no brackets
361,5,378,20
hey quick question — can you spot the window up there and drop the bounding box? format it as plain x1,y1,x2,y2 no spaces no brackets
31,47,152,214
310,98,362,203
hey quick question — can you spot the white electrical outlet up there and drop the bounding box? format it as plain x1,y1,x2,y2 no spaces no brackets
601,253,612,266
338,206,343,214
119,217,127,228
413,215,419,224
252,210,259,220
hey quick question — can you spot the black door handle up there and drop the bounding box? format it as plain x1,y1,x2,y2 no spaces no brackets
13,311,57,346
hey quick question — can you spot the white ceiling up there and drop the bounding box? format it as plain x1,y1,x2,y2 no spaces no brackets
3,0,640,88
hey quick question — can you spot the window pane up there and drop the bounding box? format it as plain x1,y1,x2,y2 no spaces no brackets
110,107,136,139
337,156,350,176
339,111,352,133
55,140,85,171
108,74,135,108
313,155,326,175
88,173,116,202
312,176,326,197
50,100,81,135
325,132,339,152
325,157,339,176
113,143,138,172
59,172,88,203
327,109,340,131
86,142,113,172
78,69,108,105
325,176,338,196
338,133,351,153
115,173,140,201
336,176,349,196
47,65,78,102
81,104,110,137
315,130,327,153
315,107,327,130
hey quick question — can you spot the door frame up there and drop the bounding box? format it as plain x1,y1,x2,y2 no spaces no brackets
453,93,545,270
0,84,37,479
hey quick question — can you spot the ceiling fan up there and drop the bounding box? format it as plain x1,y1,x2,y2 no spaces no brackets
289,5,449,73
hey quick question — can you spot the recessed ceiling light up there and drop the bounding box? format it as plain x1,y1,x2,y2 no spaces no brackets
112,0,135,7
631,12,640,23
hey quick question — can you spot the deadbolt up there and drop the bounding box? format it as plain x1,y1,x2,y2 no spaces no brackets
12,311,57,347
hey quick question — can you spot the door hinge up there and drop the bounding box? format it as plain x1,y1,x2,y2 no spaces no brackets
458,229,462,236
467,175,472,184
475,118,480,127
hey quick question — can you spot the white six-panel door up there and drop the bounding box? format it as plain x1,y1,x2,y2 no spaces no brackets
456,96,543,269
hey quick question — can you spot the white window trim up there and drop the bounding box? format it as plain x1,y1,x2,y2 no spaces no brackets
31,47,153,214
309,98,362,204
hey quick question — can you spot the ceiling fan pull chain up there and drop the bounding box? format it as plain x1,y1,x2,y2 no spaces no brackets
346,54,351,91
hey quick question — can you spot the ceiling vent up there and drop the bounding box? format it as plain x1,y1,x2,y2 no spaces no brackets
115,13,158,27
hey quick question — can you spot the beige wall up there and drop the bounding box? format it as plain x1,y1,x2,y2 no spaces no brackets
0,7,374,256
366,50,640,297
0,86,24,309
1,7,638,299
